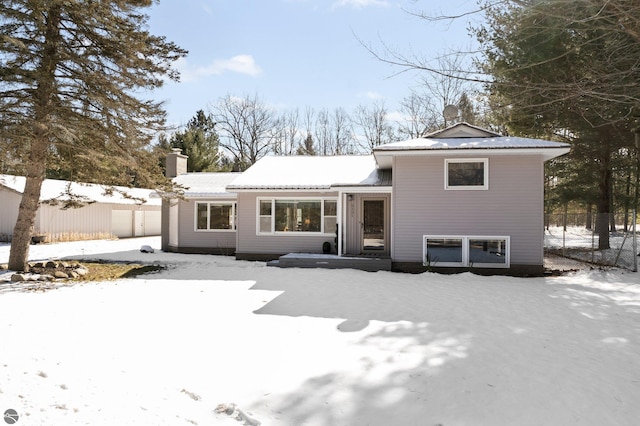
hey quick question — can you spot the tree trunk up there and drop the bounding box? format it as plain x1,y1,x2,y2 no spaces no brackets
597,151,611,250
7,5,60,271
8,156,47,271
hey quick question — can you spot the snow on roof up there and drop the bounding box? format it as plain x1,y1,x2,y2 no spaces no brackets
173,172,241,198
227,155,384,190
0,174,161,206
375,136,570,151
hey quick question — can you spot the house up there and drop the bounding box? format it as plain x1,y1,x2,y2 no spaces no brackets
0,174,161,242
164,123,570,274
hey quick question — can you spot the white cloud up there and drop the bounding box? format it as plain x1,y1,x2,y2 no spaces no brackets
331,0,390,9
176,55,263,82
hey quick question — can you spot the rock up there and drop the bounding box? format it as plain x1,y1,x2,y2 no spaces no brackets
69,271,79,279
140,245,154,253
74,267,88,276
0,264,6,270
45,260,58,268
53,271,69,279
11,273,27,282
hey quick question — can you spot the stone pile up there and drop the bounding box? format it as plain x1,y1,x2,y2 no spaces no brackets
2,261,89,283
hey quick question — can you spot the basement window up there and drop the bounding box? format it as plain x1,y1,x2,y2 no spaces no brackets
424,235,509,268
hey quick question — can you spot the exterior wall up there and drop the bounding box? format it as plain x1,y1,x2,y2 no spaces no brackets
161,200,171,251
236,191,338,259
0,188,20,240
168,198,236,253
35,202,161,240
392,154,545,267
1,186,161,241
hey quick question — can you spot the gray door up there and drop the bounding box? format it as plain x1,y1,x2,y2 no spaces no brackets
362,199,385,253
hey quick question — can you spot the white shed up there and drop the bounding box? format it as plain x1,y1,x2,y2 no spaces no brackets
0,174,161,242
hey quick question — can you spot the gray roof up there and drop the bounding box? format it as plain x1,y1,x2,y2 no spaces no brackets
374,136,570,151
373,124,571,168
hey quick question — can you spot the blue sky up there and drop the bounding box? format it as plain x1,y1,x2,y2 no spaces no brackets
147,0,480,128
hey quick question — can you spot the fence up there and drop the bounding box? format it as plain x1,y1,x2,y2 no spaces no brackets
544,211,638,271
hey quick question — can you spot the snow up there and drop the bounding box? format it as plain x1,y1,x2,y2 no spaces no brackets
374,136,571,151
172,173,240,198
1,237,639,425
227,155,383,190
0,174,160,206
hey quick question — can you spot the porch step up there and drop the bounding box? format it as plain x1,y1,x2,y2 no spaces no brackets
272,253,392,272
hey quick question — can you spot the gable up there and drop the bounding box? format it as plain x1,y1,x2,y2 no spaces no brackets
424,122,500,138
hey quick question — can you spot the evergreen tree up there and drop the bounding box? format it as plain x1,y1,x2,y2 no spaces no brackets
474,0,639,249
296,133,316,156
0,0,186,271
169,110,222,172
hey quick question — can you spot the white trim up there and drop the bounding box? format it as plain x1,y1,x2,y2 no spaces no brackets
194,201,237,232
444,158,489,191
423,235,510,268
256,196,338,236
374,147,570,169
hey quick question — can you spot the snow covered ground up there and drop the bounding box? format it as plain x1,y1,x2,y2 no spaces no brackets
1,237,639,425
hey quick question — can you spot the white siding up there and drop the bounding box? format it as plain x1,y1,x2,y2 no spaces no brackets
111,210,133,237
144,211,161,236
0,188,20,239
392,155,544,266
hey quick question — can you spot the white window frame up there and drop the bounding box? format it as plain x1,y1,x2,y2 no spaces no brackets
423,235,510,268
444,158,489,190
256,197,338,236
194,201,236,232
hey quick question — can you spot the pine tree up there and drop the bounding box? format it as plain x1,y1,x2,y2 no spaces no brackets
169,110,222,172
0,0,186,271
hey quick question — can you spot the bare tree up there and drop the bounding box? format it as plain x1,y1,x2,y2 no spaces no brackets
353,101,394,152
397,90,438,139
212,94,279,170
331,107,354,155
276,108,301,156
315,108,332,156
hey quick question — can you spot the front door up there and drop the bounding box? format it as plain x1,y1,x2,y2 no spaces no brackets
362,199,385,253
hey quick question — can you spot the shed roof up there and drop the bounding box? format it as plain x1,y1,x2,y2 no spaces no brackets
0,174,161,206
227,155,386,190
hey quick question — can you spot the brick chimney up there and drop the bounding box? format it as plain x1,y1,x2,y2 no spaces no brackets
166,148,188,178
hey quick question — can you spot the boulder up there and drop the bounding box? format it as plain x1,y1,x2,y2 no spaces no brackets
53,271,69,279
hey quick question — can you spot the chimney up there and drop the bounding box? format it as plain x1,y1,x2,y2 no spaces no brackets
166,148,188,178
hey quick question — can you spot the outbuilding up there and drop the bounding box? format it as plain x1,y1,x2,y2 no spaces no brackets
0,174,161,242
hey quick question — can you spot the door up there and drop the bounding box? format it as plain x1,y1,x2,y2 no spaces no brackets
362,199,385,253
111,210,133,237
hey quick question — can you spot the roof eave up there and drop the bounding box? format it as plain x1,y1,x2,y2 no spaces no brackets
374,146,571,168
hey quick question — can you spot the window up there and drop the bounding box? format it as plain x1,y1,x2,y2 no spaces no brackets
195,202,236,231
424,235,509,268
324,200,337,235
445,158,488,190
259,200,272,233
424,237,464,266
258,198,337,234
